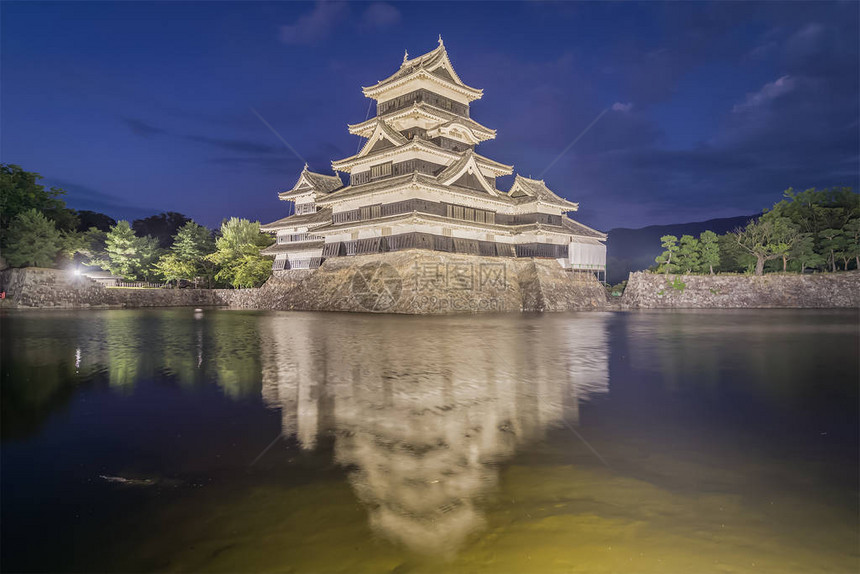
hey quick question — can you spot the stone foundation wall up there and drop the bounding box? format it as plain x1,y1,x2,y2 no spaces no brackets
226,250,607,314
621,271,860,309
0,254,608,314
0,268,230,308
5,266,855,313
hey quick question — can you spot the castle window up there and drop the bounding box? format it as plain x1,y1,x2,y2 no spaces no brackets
445,202,495,224
370,162,392,180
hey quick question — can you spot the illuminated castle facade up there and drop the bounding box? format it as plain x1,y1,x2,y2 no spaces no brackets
262,38,606,277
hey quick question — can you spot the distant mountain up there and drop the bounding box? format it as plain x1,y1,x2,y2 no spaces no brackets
605,215,757,284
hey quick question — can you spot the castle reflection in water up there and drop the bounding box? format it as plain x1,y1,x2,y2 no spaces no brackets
258,313,609,555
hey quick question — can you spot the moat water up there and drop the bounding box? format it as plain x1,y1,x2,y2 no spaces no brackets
1,309,857,573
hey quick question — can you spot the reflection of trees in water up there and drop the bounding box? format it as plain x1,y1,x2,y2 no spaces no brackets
1,315,84,439
2,310,267,440
208,312,263,399
0,313,131,438
99,310,263,397
158,312,204,387
104,313,146,389
259,314,609,556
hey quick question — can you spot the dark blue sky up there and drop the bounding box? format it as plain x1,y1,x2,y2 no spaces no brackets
3,1,858,230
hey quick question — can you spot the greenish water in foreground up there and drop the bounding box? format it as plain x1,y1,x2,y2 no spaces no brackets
1,309,857,573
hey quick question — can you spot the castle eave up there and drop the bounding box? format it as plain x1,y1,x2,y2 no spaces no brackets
261,209,333,231
347,102,496,140
362,67,483,102
331,141,512,176
262,240,324,255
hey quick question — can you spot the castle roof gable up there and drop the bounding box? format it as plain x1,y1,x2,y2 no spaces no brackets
278,165,343,200
348,102,496,141
362,38,483,101
355,119,409,158
507,175,579,211
436,150,500,196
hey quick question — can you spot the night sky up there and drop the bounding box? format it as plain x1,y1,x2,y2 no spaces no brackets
3,1,858,231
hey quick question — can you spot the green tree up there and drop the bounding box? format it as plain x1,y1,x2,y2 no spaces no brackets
717,233,754,273
76,210,116,232
57,230,87,266
230,256,274,289
103,221,139,278
0,164,78,245
818,228,843,272
81,227,109,264
769,187,859,269
64,227,110,269
655,235,679,274
173,222,214,261
676,235,700,273
766,214,801,272
789,233,825,273
842,218,860,270
154,253,197,284
207,218,273,288
155,221,215,286
175,222,216,284
3,209,63,267
733,218,794,276
132,212,191,249
136,235,163,281
772,187,859,236
102,221,163,280
698,230,720,274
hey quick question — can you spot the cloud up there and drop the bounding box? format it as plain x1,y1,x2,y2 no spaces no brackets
46,179,156,218
732,75,796,113
744,40,779,63
611,102,633,112
507,17,857,229
209,155,303,174
121,115,283,154
361,3,401,29
209,143,344,175
279,2,348,45
122,117,167,137
185,135,281,154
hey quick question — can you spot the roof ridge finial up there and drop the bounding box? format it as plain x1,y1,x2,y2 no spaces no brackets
403,49,408,64
438,34,443,47
303,162,309,171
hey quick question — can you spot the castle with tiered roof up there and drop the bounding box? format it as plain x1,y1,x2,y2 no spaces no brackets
262,37,606,278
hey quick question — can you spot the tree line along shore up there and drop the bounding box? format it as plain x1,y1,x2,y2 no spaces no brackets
1,164,273,289
606,187,858,296
3,164,858,296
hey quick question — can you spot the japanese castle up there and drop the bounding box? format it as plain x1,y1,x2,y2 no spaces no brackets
262,37,606,277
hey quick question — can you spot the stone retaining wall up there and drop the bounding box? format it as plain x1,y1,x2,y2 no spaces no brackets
0,268,230,308
220,250,607,314
621,271,860,309
0,251,608,314
7,265,856,313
